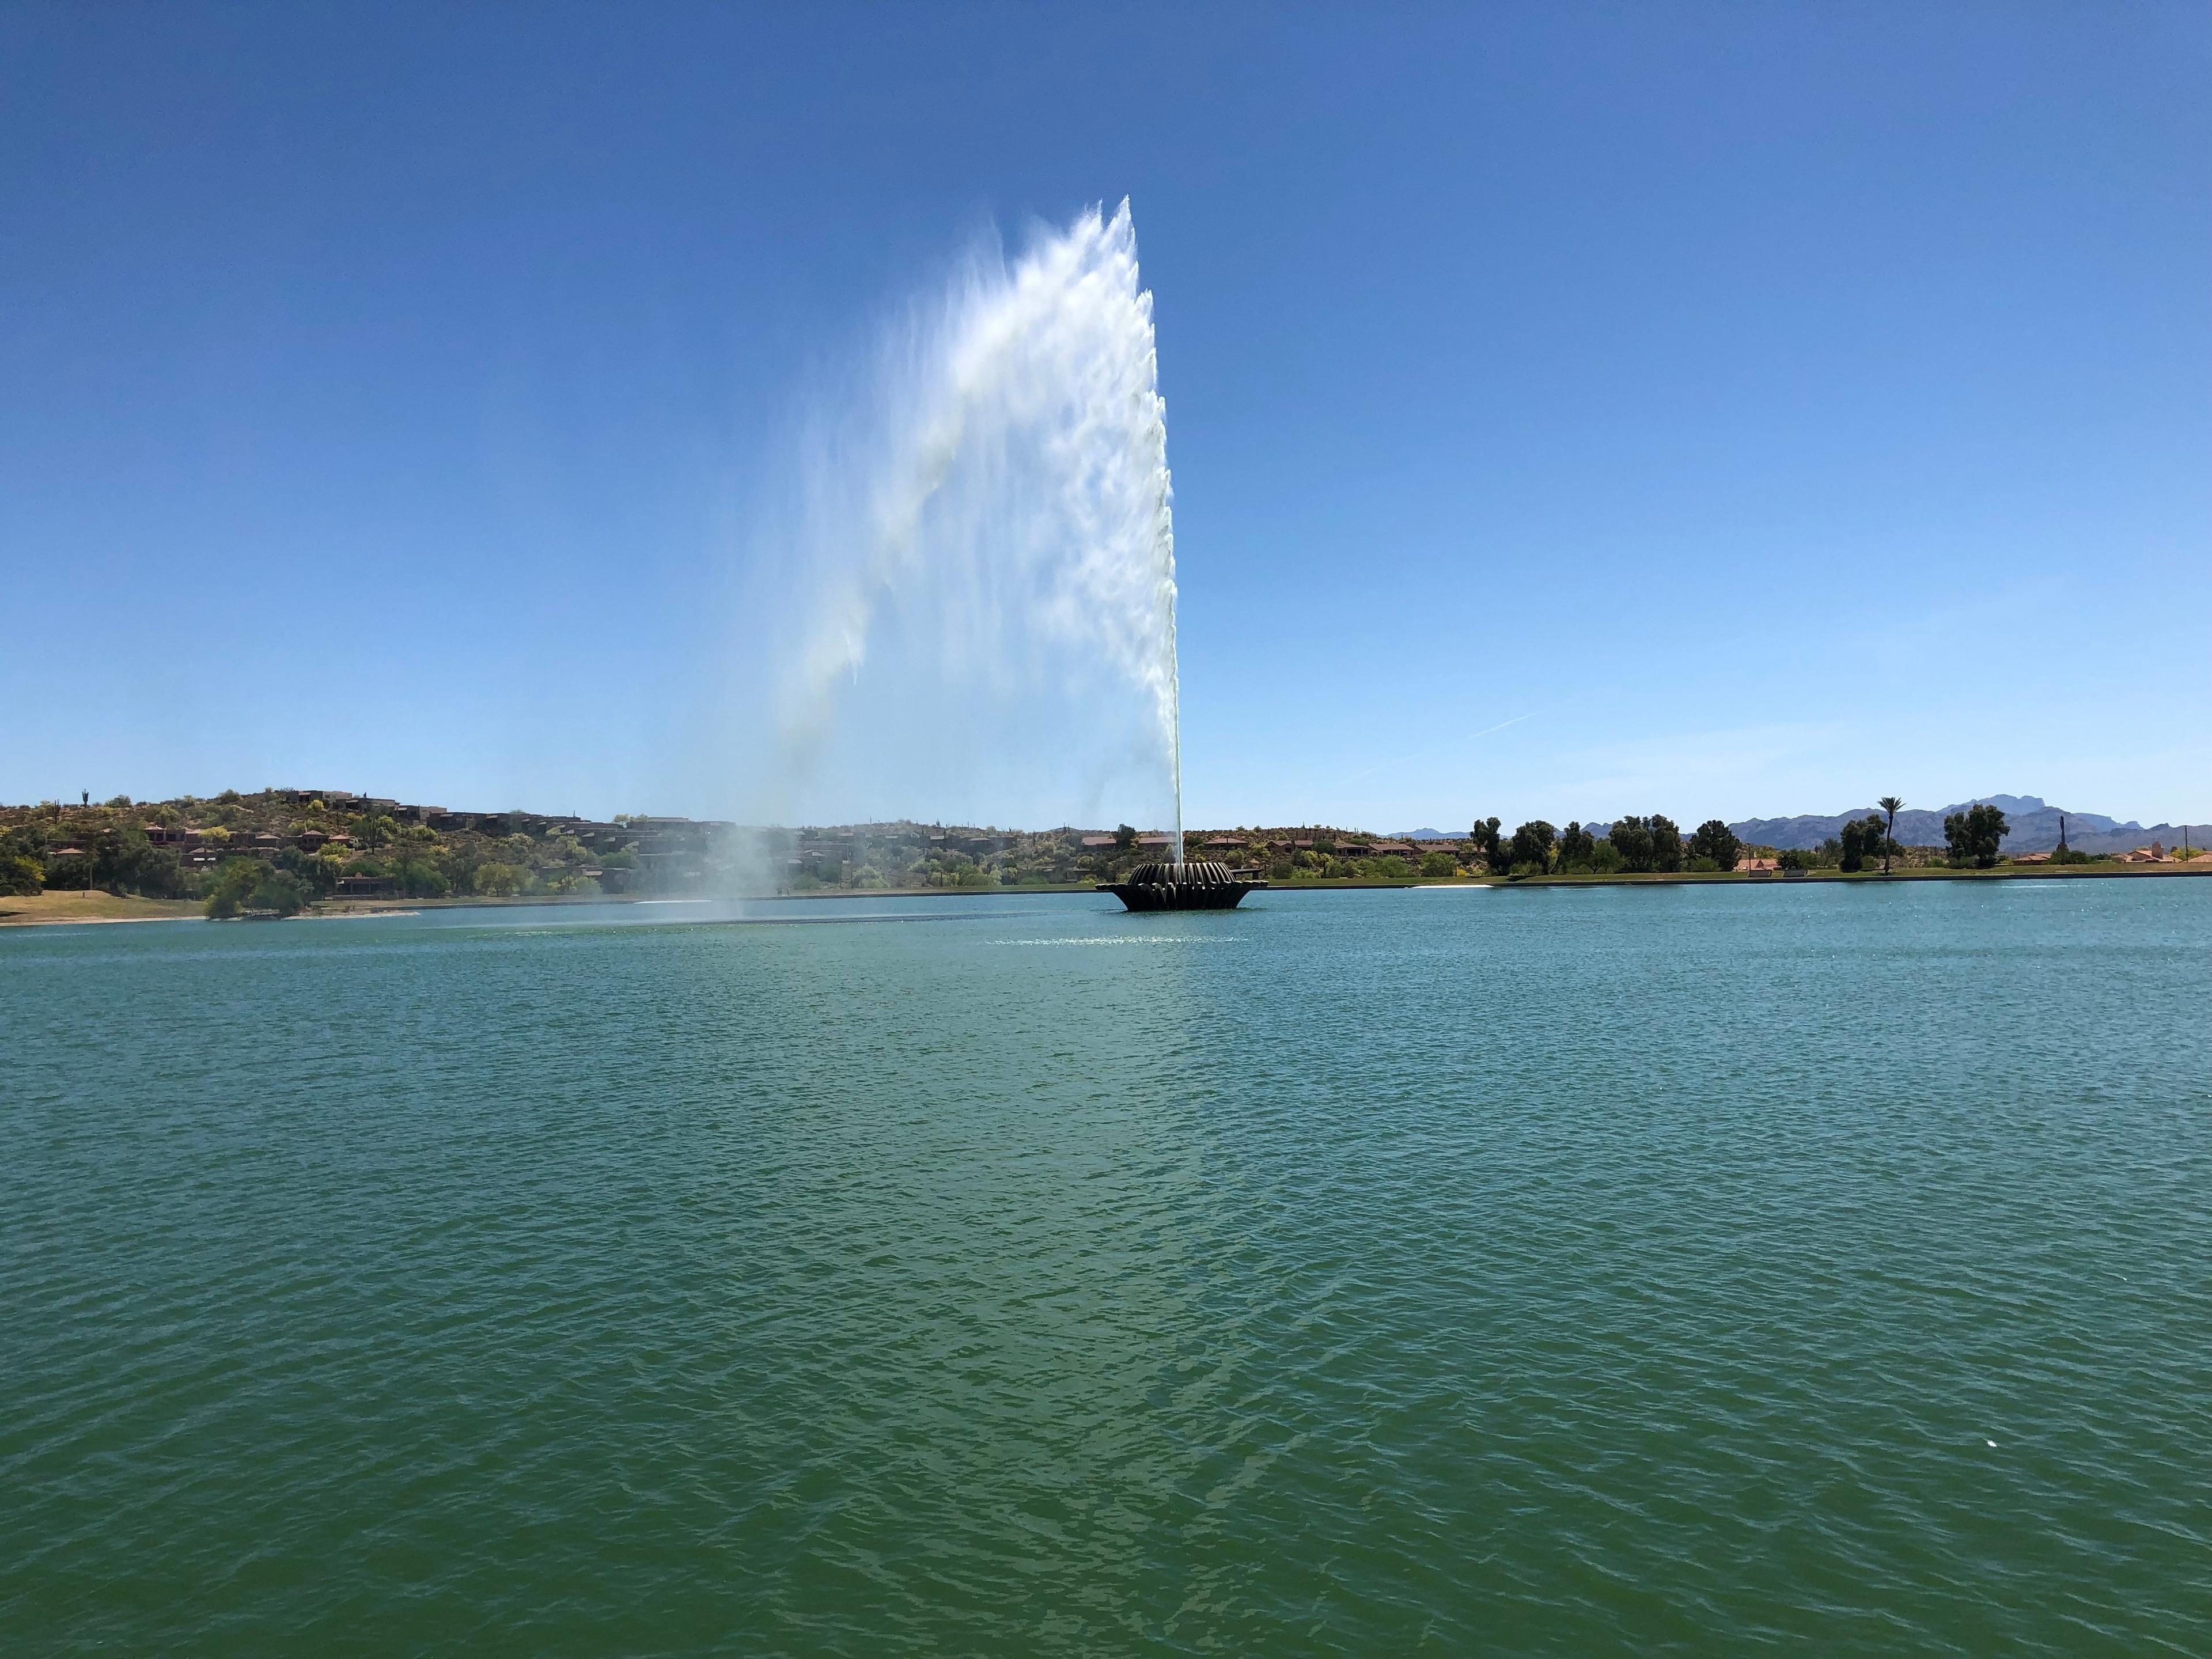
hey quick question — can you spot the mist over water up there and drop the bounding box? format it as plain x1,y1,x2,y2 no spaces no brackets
745,200,1182,847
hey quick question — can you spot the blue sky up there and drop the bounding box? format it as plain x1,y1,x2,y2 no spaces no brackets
5,3,2205,830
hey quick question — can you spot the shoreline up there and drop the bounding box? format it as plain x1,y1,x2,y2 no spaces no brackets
7,859,2206,928
1282,863,2212,891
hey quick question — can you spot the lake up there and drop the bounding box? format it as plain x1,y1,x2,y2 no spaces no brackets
5,881,2207,1654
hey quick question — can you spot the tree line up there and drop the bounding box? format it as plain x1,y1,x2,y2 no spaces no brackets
1795,802,2010,871
1463,798,2016,877
1467,815,1747,876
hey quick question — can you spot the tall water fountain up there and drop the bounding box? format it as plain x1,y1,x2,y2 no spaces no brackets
767,200,1259,909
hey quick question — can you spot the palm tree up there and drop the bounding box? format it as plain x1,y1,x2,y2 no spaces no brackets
1877,796,1903,875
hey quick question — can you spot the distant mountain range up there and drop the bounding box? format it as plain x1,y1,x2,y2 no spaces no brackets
1728,796,2207,855
1392,798,2205,855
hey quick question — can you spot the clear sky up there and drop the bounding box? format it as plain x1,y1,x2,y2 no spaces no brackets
5,3,2206,830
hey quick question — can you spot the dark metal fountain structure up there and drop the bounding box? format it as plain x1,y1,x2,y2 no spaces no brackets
1100,858,1265,912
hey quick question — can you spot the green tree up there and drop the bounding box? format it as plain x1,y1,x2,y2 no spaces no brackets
92,827,184,897
1688,820,1741,871
393,856,450,898
350,813,400,849
205,859,306,919
44,849,92,890
204,858,259,918
1469,817,1503,873
1840,813,1888,873
1840,819,1868,873
1420,850,1457,878
247,869,308,916
1944,804,2008,868
0,853,41,896
1649,815,1684,873
1610,816,1654,872
1557,822,1596,868
1113,823,1137,851
473,861,529,896
1508,820,1555,876
1877,796,1903,874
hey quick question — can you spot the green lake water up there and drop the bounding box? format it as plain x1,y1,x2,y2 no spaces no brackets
4,881,2208,1654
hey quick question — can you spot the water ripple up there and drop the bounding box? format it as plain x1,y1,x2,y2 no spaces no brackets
2,882,2208,1654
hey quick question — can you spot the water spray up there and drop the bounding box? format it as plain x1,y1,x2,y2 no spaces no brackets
768,200,1186,846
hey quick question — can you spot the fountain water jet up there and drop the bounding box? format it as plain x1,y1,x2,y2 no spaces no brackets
757,201,1260,909
766,199,1189,858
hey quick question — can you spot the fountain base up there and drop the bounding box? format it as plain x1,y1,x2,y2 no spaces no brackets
1099,859,1266,912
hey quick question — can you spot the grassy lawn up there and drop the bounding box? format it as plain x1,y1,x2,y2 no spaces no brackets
0,891,204,926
